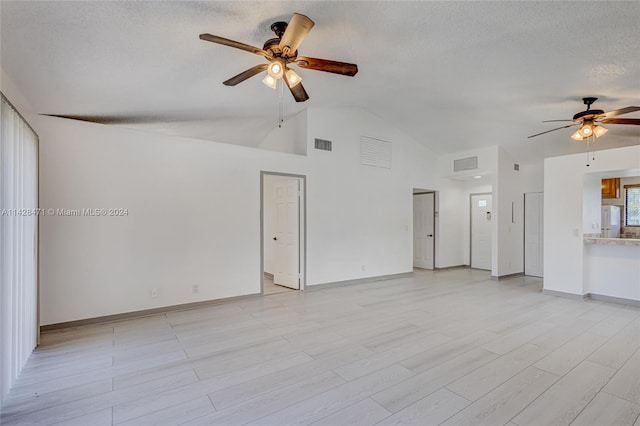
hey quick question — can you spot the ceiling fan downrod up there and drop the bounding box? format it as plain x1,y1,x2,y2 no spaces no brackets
583,97,598,111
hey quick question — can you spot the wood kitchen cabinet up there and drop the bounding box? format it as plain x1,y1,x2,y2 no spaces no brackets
601,178,620,199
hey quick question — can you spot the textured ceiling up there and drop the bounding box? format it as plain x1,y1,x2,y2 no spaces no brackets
1,1,639,164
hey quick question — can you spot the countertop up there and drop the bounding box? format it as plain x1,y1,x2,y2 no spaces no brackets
583,236,640,246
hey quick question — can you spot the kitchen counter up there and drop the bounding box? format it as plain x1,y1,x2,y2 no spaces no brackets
583,236,640,246
583,238,640,303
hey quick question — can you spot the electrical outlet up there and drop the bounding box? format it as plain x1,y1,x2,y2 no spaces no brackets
192,285,199,294
151,288,158,298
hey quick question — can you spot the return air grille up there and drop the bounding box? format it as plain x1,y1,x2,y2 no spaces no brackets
360,136,391,169
453,156,478,172
314,138,332,151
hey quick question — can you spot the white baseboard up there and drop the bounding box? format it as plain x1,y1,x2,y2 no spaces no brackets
306,272,413,291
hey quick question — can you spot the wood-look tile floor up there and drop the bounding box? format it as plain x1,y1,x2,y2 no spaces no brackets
2,268,640,426
263,276,296,295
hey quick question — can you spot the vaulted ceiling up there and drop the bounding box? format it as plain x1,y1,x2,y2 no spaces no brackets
1,1,639,164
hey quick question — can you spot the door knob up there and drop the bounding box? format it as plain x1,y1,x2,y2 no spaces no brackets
427,234,433,237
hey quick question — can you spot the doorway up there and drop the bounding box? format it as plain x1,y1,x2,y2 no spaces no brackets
524,192,544,277
261,172,306,295
470,193,492,270
413,192,435,269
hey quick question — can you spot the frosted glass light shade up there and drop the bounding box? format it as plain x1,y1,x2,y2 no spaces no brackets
262,74,277,89
284,68,302,87
594,125,608,138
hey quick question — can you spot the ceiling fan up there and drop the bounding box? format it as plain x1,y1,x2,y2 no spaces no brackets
199,13,358,102
528,97,640,140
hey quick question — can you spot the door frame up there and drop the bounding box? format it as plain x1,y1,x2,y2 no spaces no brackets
260,171,306,294
413,191,436,270
470,192,492,270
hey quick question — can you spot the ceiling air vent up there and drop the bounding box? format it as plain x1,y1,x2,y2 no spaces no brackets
314,138,332,151
360,136,391,169
453,156,478,172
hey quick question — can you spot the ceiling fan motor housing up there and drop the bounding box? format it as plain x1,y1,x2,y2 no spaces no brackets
270,21,288,38
573,109,604,121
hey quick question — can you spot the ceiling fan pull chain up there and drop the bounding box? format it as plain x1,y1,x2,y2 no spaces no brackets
586,138,591,167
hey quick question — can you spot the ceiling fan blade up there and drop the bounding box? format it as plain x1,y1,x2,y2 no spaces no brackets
527,123,580,139
542,119,575,123
285,80,309,103
199,34,271,59
600,106,640,119
41,114,132,124
223,64,268,86
601,118,640,125
279,13,314,55
295,57,358,76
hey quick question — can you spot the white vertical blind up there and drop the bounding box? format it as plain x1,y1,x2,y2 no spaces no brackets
0,93,38,404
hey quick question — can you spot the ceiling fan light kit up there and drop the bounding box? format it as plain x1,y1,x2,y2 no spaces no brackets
528,97,639,166
529,97,640,140
199,13,358,102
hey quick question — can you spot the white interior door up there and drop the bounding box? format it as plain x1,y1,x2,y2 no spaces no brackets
413,193,434,269
524,192,544,277
471,193,492,270
274,179,300,289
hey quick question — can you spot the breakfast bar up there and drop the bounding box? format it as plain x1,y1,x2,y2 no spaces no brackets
583,236,640,304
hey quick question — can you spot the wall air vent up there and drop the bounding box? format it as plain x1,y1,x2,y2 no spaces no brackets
314,138,332,151
453,156,478,172
360,136,391,169
514,163,520,171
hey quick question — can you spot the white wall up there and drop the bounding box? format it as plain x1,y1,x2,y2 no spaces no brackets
434,181,467,268
24,104,445,324
520,163,544,194
305,108,439,284
258,110,307,155
495,147,524,277
35,117,307,324
544,145,640,296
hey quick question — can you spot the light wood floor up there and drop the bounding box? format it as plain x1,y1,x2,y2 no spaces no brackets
264,276,297,295
2,268,640,426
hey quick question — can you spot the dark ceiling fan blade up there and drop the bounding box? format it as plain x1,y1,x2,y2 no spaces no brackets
41,114,134,124
295,57,358,76
285,80,309,103
199,34,272,59
542,119,575,123
527,123,580,139
600,118,640,125
600,106,640,119
223,64,268,86
279,13,314,55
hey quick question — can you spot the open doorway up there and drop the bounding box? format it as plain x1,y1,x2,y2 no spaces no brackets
261,172,306,295
413,190,435,270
